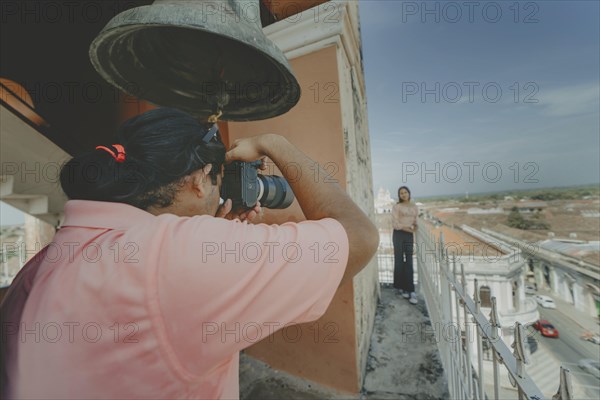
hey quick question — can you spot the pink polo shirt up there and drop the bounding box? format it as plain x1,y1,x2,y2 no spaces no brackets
3,200,349,399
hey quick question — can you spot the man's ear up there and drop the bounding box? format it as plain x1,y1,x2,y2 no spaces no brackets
190,164,213,198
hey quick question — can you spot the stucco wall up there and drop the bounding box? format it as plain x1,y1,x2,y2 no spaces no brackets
336,1,379,386
337,52,379,390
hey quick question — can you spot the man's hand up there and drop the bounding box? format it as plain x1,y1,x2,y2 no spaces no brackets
216,199,262,223
226,135,275,164
217,135,276,223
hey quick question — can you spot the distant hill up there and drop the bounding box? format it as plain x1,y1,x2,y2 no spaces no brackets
416,184,600,203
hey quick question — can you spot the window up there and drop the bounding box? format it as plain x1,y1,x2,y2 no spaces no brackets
480,286,492,308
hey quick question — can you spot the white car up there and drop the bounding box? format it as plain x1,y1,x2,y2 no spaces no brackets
535,295,557,309
578,359,600,379
581,332,600,345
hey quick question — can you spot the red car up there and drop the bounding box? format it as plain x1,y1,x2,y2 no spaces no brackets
533,320,559,338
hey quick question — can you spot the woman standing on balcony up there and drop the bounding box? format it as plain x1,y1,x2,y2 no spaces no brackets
392,186,419,305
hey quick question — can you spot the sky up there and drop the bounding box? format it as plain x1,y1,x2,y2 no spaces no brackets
0,201,24,226
358,0,600,199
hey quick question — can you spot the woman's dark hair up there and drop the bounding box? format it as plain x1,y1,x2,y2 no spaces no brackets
60,108,225,210
398,186,411,203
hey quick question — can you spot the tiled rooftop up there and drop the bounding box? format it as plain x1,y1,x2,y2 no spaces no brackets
421,220,505,257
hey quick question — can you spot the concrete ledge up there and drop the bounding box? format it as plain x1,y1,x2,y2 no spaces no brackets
240,286,448,400
362,286,448,400
240,353,355,400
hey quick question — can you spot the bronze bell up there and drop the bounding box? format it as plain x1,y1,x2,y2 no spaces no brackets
89,0,300,121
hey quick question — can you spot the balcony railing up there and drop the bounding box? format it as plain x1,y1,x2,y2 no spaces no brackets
377,222,575,399
497,298,539,328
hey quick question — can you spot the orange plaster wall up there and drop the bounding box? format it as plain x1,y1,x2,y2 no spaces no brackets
117,94,156,124
227,45,348,221
227,45,360,393
263,0,328,20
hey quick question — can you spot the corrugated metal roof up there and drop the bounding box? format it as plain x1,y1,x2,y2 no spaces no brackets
539,240,600,257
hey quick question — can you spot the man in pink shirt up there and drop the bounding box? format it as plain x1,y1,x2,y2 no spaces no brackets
0,108,379,399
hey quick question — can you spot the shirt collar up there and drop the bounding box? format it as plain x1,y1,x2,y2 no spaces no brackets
61,200,156,230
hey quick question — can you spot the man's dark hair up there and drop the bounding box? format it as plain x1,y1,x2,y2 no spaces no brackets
60,108,225,210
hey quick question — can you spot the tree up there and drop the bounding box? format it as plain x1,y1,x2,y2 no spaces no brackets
507,207,529,230
529,212,550,230
507,207,550,230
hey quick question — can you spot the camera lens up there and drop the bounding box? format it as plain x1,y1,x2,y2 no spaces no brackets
257,175,294,209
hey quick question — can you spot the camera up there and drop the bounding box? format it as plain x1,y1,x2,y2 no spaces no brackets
221,161,295,210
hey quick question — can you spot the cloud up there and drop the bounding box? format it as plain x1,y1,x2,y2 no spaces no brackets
539,82,600,117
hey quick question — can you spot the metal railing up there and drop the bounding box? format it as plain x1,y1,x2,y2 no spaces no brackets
409,222,573,400
377,253,394,284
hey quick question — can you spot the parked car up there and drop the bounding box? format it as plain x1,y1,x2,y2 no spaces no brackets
525,285,537,295
578,359,600,379
535,295,557,309
533,319,559,338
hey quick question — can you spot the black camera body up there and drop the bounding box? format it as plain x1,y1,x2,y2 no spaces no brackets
221,161,294,210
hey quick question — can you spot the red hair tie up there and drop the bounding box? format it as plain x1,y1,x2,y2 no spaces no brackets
96,144,126,163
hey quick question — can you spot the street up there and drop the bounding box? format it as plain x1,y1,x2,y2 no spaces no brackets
530,306,600,397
